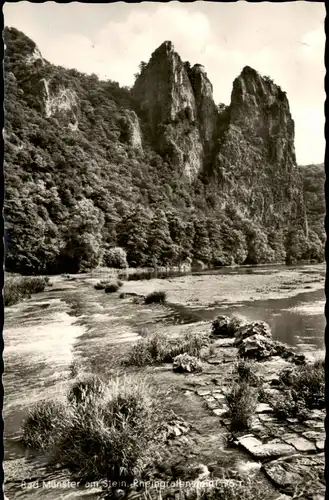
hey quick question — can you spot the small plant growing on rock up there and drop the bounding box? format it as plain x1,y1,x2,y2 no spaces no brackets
145,290,166,304
225,382,258,431
173,353,202,373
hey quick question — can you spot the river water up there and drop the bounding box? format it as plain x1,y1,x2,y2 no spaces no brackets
3,263,326,498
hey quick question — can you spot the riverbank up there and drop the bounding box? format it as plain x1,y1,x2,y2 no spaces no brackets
3,265,325,500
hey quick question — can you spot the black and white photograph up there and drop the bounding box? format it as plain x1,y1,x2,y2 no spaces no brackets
2,1,326,499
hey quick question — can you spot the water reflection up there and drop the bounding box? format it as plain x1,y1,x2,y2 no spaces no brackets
170,288,325,352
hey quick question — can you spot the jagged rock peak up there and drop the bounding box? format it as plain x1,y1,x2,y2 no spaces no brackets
151,40,175,57
233,66,289,104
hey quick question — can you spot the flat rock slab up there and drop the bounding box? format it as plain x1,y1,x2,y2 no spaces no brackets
237,435,295,459
213,408,227,417
197,390,211,396
251,443,295,459
302,430,325,442
316,440,324,451
263,453,325,494
282,435,316,452
304,420,324,429
255,403,273,413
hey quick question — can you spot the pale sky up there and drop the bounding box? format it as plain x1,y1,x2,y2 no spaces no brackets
4,1,325,165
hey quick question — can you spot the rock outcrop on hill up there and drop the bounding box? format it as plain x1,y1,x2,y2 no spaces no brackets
3,27,323,274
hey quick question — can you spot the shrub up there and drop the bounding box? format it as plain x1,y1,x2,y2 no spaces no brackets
4,276,48,306
145,290,166,304
53,376,164,484
124,341,154,367
292,361,324,409
94,279,123,292
105,282,121,293
277,361,324,410
21,400,67,450
173,353,202,373
94,280,109,290
163,332,207,361
211,316,244,337
103,247,128,269
225,382,258,431
68,359,83,379
271,390,308,421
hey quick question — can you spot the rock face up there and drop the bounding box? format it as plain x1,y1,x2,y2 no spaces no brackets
42,78,79,130
133,42,306,233
133,42,216,178
215,67,305,228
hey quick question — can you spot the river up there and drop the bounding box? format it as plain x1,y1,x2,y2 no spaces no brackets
3,263,326,499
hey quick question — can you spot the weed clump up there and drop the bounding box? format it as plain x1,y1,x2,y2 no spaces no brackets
233,360,261,387
124,332,208,367
145,291,166,304
225,382,258,431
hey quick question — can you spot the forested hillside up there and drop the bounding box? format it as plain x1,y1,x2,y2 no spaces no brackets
299,163,325,240
4,28,324,274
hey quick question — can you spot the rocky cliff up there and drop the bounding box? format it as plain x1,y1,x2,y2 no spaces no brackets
133,43,305,231
214,67,305,228
4,28,321,274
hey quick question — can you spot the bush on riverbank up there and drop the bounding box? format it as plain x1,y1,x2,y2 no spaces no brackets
123,332,207,366
4,276,49,306
225,382,258,431
145,290,167,304
270,360,325,420
103,247,128,269
67,373,106,406
94,279,123,292
21,375,165,486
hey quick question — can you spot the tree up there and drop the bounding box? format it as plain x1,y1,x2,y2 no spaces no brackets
60,199,104,272
147,210,173,266
193,219,212,264
117,206,152,267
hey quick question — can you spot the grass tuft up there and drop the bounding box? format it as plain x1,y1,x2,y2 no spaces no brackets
145,291,167,304
21,400,67,450
21,375,165,487
225,382,258,431
123,332,208,367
